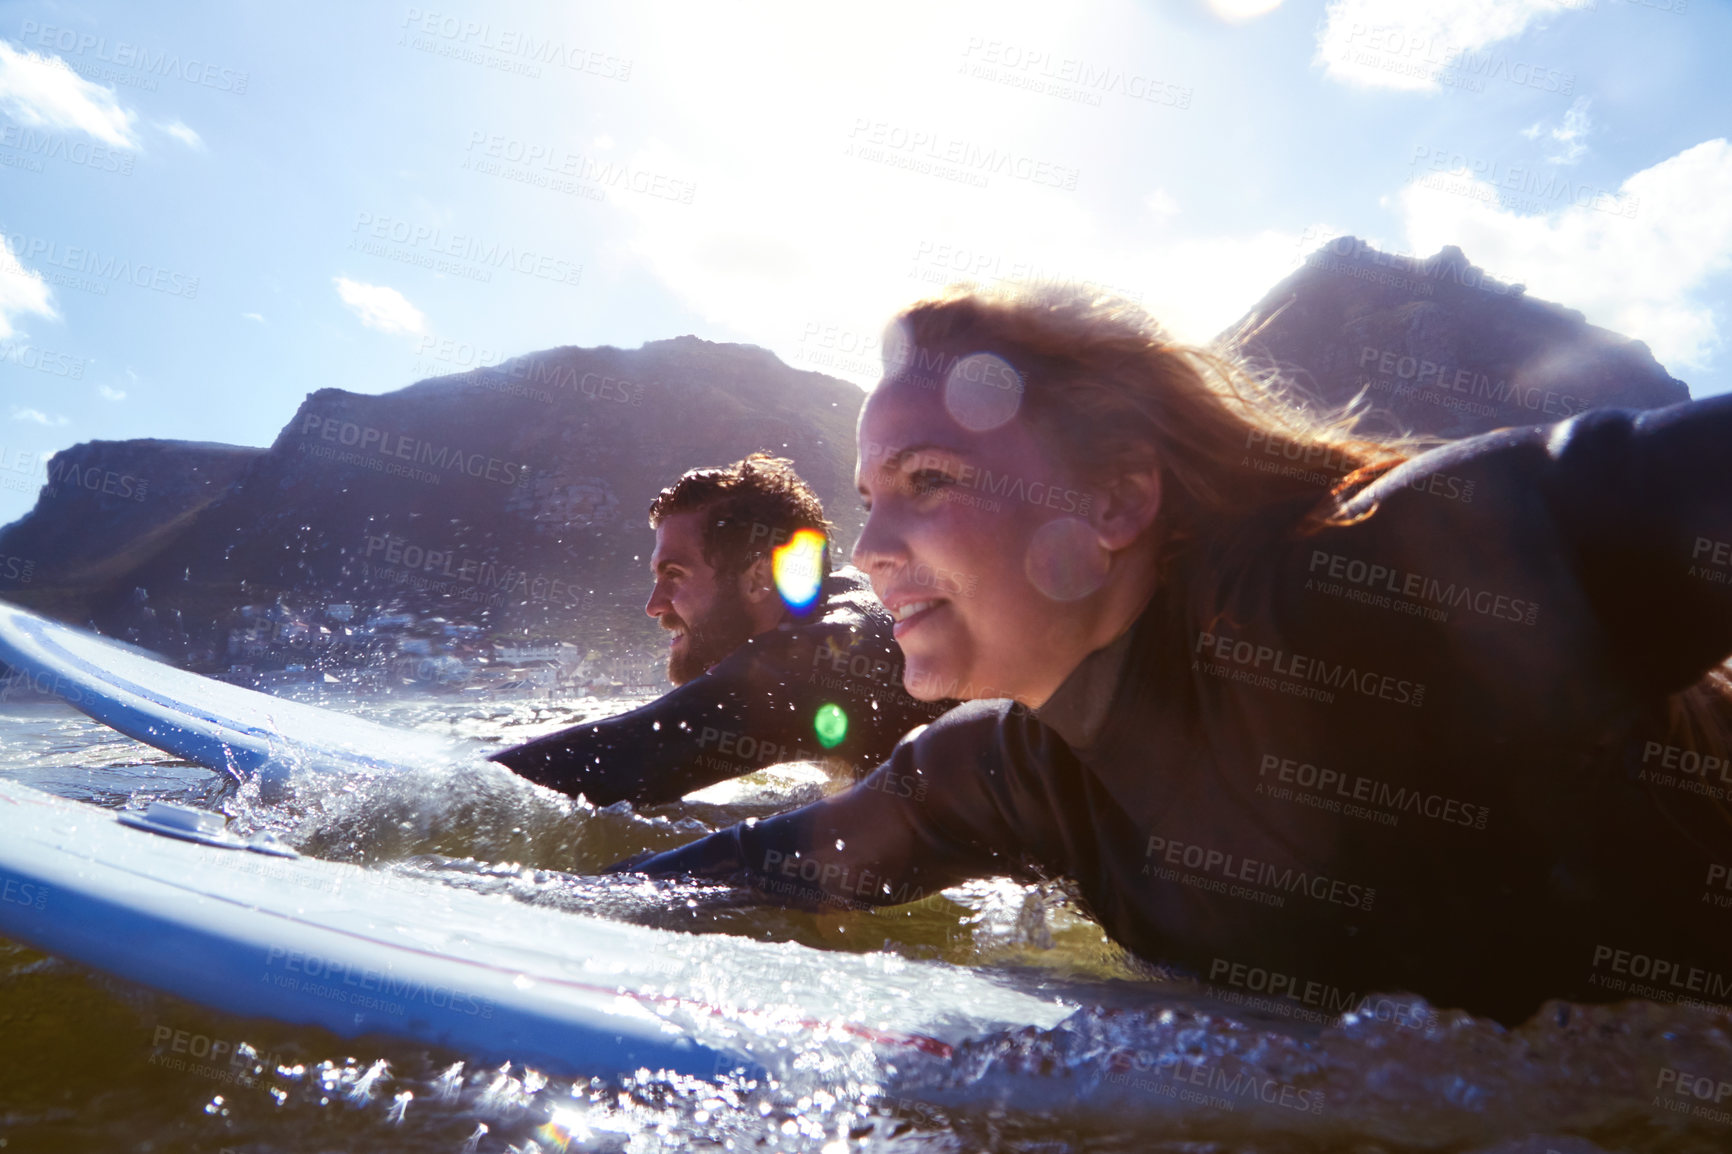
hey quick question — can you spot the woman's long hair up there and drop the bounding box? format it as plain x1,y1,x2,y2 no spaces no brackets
890,287,1419,569
890,284,1732,779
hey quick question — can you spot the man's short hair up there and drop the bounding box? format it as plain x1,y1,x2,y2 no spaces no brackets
647,453,833,580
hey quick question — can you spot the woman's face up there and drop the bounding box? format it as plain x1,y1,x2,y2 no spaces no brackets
852,351,1109,707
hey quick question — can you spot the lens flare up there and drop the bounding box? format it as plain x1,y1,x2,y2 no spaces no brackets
773,528,826,614
814,702,849,748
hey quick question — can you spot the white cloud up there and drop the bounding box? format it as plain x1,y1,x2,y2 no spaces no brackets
1209,0,1286,22
1314,0,1582,92
1145,188,1181,218
241,311,265,323
12,407,67,426
332,277,426,335
1522,96,1592,165
0,235,57,340
1397,138,1732,371
156,119,204,150
98,384,125,401
0,41,137,147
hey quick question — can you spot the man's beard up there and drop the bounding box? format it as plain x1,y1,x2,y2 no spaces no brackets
665,580,757,686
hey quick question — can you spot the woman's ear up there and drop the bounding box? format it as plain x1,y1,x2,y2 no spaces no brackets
1091,464,1163,552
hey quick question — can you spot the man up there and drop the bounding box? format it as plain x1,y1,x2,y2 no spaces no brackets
490,453,950,805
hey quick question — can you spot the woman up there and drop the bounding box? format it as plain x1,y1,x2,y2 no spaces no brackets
612,287,1732,1025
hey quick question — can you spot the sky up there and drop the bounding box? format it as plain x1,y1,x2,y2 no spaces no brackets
0,0,1727,526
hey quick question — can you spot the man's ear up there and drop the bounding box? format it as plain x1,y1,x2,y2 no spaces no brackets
740,554,778,604
1091,463,1162,553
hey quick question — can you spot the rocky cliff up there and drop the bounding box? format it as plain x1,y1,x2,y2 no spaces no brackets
0,337,864,665
1221,237,1689,439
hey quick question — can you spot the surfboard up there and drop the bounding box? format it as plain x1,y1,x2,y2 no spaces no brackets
0,778,1076,1082
0,600,459,783
0,602,1077,1082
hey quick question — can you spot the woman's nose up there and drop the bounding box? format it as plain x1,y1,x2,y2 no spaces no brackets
850,509,904,578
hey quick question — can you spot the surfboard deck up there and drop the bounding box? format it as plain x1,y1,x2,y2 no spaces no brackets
0,600,457,783
0,777,1076,1082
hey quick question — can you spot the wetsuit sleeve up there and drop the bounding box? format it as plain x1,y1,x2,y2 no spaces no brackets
603,700,1048,908
1536,394,1732,695
488,630,832,807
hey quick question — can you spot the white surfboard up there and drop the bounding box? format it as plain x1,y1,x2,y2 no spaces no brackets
0,778,1075,1082
0,602,1076,1082
0,600,458,783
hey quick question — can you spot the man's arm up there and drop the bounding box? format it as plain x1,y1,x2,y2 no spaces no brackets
604,700,1044,908
492,612,948,807
490,629,831,806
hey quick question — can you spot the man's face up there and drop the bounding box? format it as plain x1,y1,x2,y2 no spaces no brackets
646,510,756,685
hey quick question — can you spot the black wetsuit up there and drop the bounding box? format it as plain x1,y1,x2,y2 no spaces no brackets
613,397,1732,1023
490,567,950,806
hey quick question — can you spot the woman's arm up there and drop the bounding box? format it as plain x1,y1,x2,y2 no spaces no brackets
605,700,1038,909
1535,395,1732,696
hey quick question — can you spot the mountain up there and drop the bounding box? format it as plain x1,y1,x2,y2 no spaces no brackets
0,239,1698,674
1219,238,1689,439
0,337,864,669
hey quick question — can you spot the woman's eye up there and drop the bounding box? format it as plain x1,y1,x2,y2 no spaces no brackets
907,468,953,495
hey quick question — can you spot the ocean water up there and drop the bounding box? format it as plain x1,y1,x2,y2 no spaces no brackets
0,695,1729,1154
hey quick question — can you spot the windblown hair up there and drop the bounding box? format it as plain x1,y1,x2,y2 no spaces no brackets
648,453,833,580
890,285,1732,794
890,286,1422,572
